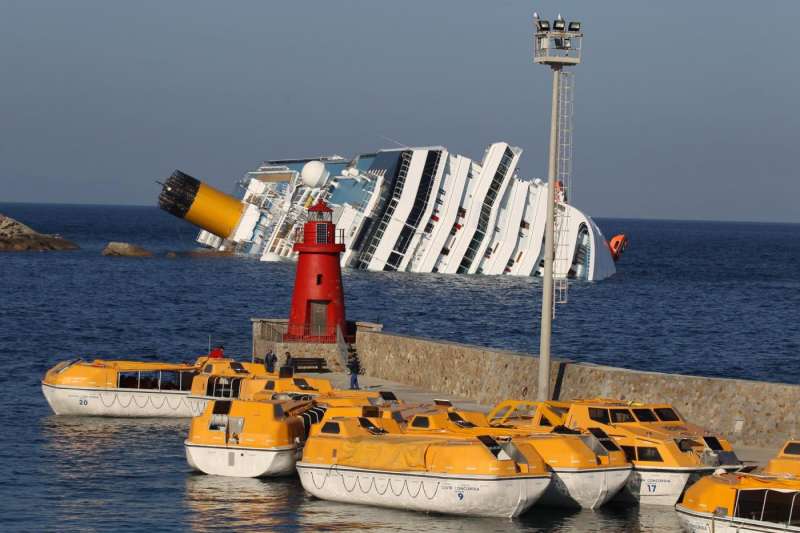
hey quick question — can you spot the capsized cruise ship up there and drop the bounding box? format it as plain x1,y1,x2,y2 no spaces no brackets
158,142,625,280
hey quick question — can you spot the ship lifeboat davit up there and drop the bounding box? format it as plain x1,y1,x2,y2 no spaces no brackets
297,416,551,518
608,234,628,262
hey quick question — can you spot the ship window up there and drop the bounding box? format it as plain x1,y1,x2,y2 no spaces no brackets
203,364,213,374
784,442,800,455
632,409,657,422
118,371,138,389
139,371,159,390
229,362,248,374
321,422,340,434
160,371,180,390
587,428,621,452
654,408,680,422
264,381,275,391
539,415,553,427
392,412,405,423
179,371,196,391
735,489,768,521
358,417,387,435
293,379,317,391
703,436,723,451
761,489,795,524
273,404,284,420
621,446,636,462
589,408,610,425
411,416,430,428
448,412,476,428
316,274,322,285
212,400,232,415
637,447,663,462
610,409,635,423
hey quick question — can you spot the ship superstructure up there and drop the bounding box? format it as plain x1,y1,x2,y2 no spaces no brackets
160,142,621,281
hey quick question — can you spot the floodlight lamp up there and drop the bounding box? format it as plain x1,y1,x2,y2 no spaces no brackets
568,21,581,32
553,19,566,31
537,20,550,31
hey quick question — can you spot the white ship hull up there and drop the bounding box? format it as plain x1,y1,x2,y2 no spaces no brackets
188,142,621,281
42,382,202,418
185,442,299,478
676,506,800,533
538,466,631,509
616,468,703,506
297,462,550,518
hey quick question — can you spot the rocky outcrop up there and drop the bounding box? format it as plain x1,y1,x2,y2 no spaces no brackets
101,242,153,257
0,214,79,252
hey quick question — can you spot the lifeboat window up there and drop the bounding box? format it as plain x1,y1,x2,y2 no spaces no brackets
379,391,398,402
203,364,213,374
587,427,621,452
358,417,387,435
476,435,503,458
636,447,663,462
139,372,159,390
179,371,195,391
539,415,553,427
610,409,635,424
588,408,610,425
734,489,768,521
762,490,796,525
654,408,680,422
677,439,702,452
784,443,800,455
229,362,248,374
361,406,380,418
160,371,180,390
703,436,723,451
118,371,139,389
391,412,405,423
293,379,317,391
265,381,275,391
448,412,477,428
632,409,658,422
272,404,284,419
321,422,340,434
212,400,232,415
206,376,217,397
411,416,430,428
621,445,636,462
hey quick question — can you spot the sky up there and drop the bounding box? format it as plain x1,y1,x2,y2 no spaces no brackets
1,0,798,222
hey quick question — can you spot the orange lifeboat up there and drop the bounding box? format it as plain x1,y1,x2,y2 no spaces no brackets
608,234,627,262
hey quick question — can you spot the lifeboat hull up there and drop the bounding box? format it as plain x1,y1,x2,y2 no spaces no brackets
296,462,550,518
616,468,703,506
676,506,795,533
41,383,202,417
538,466,632,509
185,442,299,478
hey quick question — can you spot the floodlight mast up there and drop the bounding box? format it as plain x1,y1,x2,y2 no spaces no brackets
533,14,583,402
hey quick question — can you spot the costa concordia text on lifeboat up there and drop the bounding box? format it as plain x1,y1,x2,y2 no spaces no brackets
158,141,626,281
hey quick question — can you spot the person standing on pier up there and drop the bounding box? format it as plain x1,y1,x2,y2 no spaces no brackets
284,351,292,369
347,354,360,390
264,350,277,373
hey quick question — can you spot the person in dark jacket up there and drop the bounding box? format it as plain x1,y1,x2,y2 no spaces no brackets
284,351,292,368
264,350,277,373
347,355,360,390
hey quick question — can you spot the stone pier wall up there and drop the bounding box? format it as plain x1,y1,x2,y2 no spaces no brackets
355,330,799,449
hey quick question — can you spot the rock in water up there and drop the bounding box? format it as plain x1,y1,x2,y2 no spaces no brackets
0,213,79,252
101,242,153,257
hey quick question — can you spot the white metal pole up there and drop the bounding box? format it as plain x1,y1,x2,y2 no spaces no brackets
537,65,560,401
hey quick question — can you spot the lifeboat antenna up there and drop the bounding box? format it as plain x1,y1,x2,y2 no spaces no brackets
532,14,583,401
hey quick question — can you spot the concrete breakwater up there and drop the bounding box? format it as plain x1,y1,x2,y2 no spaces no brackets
353,331,796,449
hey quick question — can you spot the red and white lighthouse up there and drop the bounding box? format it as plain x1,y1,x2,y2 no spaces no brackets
285,201,348,342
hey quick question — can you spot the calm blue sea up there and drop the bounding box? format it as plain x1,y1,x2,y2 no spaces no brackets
1,203,799,532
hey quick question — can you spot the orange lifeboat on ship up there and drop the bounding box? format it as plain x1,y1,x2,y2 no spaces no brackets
608,234,627,262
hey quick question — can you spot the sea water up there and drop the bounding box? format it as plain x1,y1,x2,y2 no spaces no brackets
1,203,798,531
